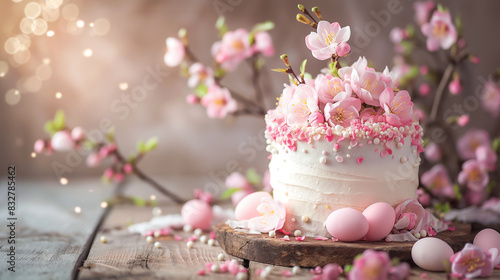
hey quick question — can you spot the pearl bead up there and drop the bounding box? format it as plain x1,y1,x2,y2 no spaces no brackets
217,253,225,261
186,241,194,249
154,241,161,248
146,236,154,243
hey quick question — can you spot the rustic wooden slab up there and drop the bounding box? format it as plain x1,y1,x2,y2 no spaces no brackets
214,223,474,267
78,203,246,280
0,179,113,280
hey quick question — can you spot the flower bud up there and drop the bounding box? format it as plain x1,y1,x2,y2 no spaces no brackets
71,127,85,141
336,42,350,57
34,139,45,154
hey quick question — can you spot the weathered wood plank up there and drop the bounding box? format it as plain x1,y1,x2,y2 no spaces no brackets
0,178,113,280
78,204,245,280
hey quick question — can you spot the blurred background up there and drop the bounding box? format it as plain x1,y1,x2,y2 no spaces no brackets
0,0,499,193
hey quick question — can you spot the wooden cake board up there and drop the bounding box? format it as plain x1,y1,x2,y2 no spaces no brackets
214,223,473,267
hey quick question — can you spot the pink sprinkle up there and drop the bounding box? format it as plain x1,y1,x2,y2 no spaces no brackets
357,157,364,164
337,136,345,142
220,263,228,273
174,235,183,241
334,143,340,150
160,228,171,235
257,269,262,276
315,236,329,241
197,269,206,276
375,148,379,152
332,237,339,242
387,148,393,155
368,140,373,145
279,228,291,235
421,273,428,279
205,262,213,270
380,150,389,157
448,226,455,232
186,235,197,242
358,143,363,147
295,236,306,241
144,230,155,237
210,231,216,239
282,270,293,277
335,156,343,163
310,266,322,274
350,140,358,147
240,268,247,273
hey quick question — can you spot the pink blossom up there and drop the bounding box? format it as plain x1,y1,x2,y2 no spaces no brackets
421,164,455,198
457,129,491,160
449,78,462,95
321,263,342,280
324,96,361,127
393,199,430,233
253,31,274,57
315,74,347,105
349,250,391,280
187,63,214,88
481,79,500,117
99,144,116,158
457,115,469,127
379,88,414,126
418,83,430,96
350,66,388,106
123,163,133,174
212,29,252,71
458,160,489,192
86,153,101,167
359,108,383,122
419,65,429,75
186,94,198,105
247,198,286,232
450,243,499,278
336,42,350,57
470,56,480,64
34,139,45,153
71,127,85,141
164,37,185,67
465,190,485,206
413,1,435,25
51,131,75,151
201,85,237,119
424,142,441,162
104,168,114,179
416,188,431,207
308,111,325,127
476,145,497,171
389,27,407,44
421,11,457,52
286,84,320,126
274,84,296,116
305,21,351,60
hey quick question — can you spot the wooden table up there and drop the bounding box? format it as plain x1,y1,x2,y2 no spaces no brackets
1,178,499,280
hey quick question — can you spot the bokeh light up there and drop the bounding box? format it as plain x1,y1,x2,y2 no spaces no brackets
46,30,55,37
46,0,63,10
5,89,21,106
100,201,108,208
91,18,110,36
119,82,128,90
13,49,31,64
24,2,42,19
23,76,42,92
55,92,62,99
0,61,9,77
36,64,52,81
32,18,49,36
74,206,81,213
83,48,93,57
42,4,60,22
31,152,37,158
62,3,79,20
4,37,21,54
60,177,68,185
76,19,85,28
20,17,34,34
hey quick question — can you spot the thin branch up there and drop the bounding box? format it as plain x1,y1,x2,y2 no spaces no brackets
429,63,454,121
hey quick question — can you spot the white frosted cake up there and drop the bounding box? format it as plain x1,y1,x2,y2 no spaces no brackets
265,57,424,237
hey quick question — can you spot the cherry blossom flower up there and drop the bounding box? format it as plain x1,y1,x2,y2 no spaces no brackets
275,84,296,116
71,127,85,141
253,31,274,57
305,21,351,60
324,96,361,127
475,145,498,171
379,88,414,126
359,108,383,122
457,129,491,160
458,160,489,192
465,190,485,206
320,263,342,280
481,79,500,117
450,243,499,278
247,197,286,232
389,27,407,44
421,164,455,198
164,37,185,67
349,250,391,280
393,199,430,233
187,63,214,88
336,42,350,57
201,85,238,119
457,115,469,127
308,111,325,127
33,139,45,154
449,77,462,95
225,172,253,205
51,130,75,151
212,29,253,71
186,94,198,105
286,84,320,126
413,1,436,25
424,142,441,162
421,10,457,52
314,74,346,105
350,67,388,106
86,152,101,167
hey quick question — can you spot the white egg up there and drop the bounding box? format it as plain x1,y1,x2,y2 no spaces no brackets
411,237,453,271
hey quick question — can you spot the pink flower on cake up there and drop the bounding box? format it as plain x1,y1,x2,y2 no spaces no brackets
164,37,185,67
324,96,361,127
475,145,497,171
458,160,489,192
421,10,457,52
212,29,252,71
315,74,346,104
413,1,435,25
187,63,214,88
481,79,500,117
201,85,238,119
450,243,499,278
274,84,296,116
421,164,455,198
349,250,390,280
394,199,430,233
253,31,275,57
457,129,491,160
308,111,325,127
247,197,286,232
305,20,351,60
350,68,387,106
379,88,414,126
51,130,75,151
286,84,320,126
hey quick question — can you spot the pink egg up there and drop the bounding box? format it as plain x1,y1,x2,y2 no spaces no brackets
474,228,500,253
411,237,453,271
181,199,213,230
234,191,272,221
362,202,396,241
326,208,368,242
